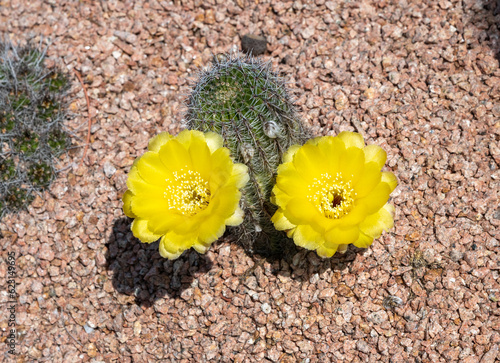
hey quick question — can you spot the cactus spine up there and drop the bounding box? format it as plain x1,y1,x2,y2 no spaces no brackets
185,53,309,256
0,39,70,217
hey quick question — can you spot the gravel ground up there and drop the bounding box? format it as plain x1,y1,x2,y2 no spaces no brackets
1,0,500,362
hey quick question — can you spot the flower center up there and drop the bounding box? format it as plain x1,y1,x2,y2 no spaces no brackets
164,168,211,216
308,172,356,219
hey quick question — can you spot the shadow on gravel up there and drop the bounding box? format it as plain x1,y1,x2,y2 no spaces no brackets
490,0,500,62
105,217,213,307
246,237,366,283
465,0,500,62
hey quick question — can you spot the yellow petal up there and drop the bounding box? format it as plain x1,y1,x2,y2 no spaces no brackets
339,146,365,185
315,136,345,172
208,148,232,191
292,143,327,181
286,227,297,238
337,244,349,254
159,244,183,260
122,190,136,218
197,214,227,242
284,197,324,231
130,191,171,219
230,163,249,189
208,186,240,218
363,144,387,169
175,129,196,147
158,139,192,172
126,169,167,211
357,182,391,215
337,131,365,149
381,171,398,192
169,215,200,235
272,183,293,208
192,243,210,254
205,131,224,153
148,132,172,152
159,232,194,259
385,203,395,217
352,230,374,248
149,213,189,235
126,166,148,194
316,244,338,258
304,136,322,146
338,204,368,226
271,208,296,231
135,151,170,186
275,167,309,199
324,226,359,247
188,131,212,179
225,207,244,226
359,203,395,239
292,224,324,250
131,178,166,198
131,219,162,243
283,144,301,163
354,163,382,198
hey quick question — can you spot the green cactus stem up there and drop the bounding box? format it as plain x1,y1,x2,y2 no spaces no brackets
185,53,310,257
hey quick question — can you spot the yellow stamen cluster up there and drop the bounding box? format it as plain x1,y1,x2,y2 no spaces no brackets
164,167,211,216
308,172,356,219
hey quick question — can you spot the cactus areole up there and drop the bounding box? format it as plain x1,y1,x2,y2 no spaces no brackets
185,53,309,256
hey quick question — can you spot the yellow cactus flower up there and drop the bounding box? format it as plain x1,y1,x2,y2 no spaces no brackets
271,131,397,258
122,130,249,259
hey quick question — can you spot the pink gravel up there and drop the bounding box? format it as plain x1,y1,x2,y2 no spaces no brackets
0,0,499,362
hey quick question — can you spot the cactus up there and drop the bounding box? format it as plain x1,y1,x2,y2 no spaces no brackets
185,53,310,256
0,39,71,217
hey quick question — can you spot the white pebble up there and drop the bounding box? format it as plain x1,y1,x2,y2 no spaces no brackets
261,303,271,314
83,323,95,334
103,161,117,178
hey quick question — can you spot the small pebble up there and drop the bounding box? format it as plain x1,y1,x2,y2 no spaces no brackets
103,161,117,178
83,324,95,334
261,303,271,314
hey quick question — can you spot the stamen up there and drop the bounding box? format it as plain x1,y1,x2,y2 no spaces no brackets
307,172,356,219
164,167,211,216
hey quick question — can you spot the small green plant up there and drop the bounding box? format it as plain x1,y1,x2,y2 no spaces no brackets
27,161,53,187
13,130,39,155
3,185,34,211
185,53,310,256
0,39,71,217
0,157,15,181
